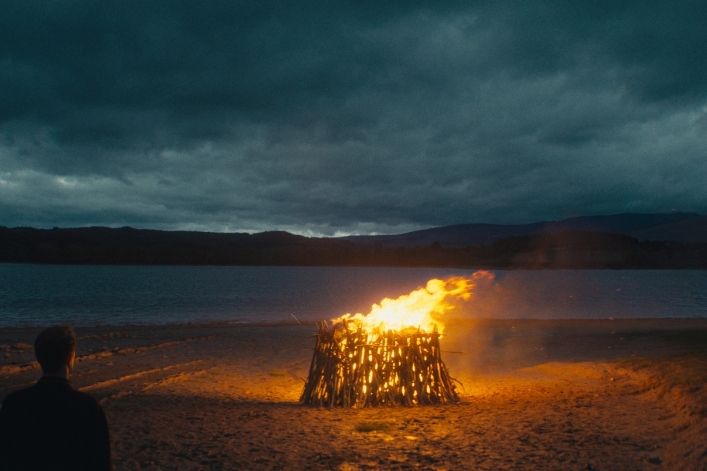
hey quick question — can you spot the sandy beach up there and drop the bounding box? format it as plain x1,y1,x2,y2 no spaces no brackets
1,319,706,470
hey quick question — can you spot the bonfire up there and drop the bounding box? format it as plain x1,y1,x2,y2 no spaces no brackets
300,276,476,408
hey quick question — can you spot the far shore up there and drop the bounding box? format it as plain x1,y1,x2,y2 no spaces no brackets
2,318,706,470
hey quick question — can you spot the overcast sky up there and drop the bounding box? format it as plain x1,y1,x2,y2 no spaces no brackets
1,1,706,235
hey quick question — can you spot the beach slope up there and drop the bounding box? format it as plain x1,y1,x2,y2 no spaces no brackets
1,319,706,470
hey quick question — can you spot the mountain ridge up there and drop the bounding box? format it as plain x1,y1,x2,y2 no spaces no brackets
342,212,704,247
2,212,707,268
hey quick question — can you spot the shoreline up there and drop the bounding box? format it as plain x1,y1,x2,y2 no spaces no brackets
1,315,706,329
6,260,707,269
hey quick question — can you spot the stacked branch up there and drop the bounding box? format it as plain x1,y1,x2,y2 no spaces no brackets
300,320,461,407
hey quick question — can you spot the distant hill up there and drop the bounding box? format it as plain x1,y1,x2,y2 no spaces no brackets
628,215,707,244
0,226,359,266
342,213,703,247
2,213,707,268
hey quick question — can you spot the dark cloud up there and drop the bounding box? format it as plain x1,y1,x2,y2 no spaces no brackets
1,1,706,235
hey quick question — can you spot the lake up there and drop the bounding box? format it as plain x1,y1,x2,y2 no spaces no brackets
1,264,706,327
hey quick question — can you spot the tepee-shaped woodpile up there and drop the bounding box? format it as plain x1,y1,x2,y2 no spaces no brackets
300,319,460,407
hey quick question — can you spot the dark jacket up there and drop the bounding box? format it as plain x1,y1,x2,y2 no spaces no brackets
0,376,111,471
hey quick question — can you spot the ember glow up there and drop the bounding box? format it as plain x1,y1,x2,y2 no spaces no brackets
334,275,479,334
301,273,490,407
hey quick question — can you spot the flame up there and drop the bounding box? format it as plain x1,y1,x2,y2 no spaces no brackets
333,275,480,334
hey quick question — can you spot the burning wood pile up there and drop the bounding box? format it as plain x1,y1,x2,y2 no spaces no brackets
301,276,482,408
300,320,459,407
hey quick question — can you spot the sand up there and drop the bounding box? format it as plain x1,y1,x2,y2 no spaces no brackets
1,319,707,470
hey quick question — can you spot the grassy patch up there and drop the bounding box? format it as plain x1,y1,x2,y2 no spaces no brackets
355,421,394,433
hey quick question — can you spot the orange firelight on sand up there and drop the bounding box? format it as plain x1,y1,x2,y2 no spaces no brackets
333,275,483,334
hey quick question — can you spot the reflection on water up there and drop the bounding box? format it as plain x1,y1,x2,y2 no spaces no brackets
0,264,705,327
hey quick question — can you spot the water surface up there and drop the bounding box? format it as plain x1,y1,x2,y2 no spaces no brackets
1,264,705,327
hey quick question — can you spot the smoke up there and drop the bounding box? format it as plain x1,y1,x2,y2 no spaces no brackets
438,269,692,381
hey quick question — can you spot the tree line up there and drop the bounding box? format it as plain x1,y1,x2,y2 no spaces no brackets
1,225,706,269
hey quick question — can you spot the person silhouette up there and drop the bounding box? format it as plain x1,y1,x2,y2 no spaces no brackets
0,324,112,470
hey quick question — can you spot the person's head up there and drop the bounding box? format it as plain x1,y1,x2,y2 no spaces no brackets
34,325,76,375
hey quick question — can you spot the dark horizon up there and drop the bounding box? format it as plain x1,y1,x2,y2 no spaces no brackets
4,212,707,269
3,211,705,237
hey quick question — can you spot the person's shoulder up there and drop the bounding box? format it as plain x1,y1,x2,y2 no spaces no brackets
0,384,46,420
66,386,103,409
1,383,40,406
